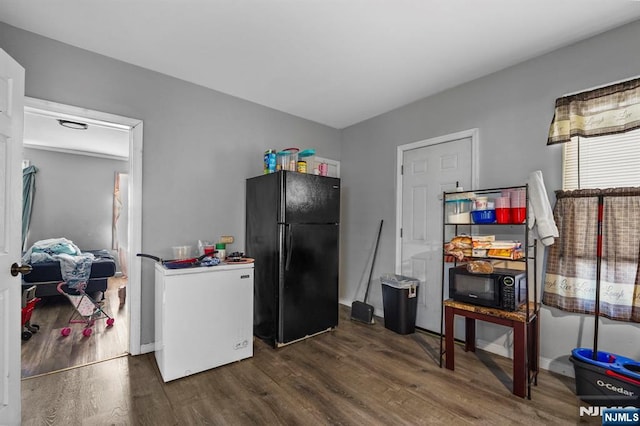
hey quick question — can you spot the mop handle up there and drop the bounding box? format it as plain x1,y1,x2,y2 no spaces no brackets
593,195,604,361
364,220,384,303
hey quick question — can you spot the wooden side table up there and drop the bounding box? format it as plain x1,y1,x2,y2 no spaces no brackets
443,299,539,398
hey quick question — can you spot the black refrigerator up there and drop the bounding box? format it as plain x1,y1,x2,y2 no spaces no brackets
246,171,340,347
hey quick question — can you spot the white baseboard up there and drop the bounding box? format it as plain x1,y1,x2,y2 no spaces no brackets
140,342,155,354
540,356,575,378
475,339,511,358
474,339,575,378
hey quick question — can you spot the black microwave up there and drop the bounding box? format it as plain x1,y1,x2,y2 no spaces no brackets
449,266,526,311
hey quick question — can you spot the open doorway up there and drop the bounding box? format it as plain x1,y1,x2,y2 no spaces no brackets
20,98,142,377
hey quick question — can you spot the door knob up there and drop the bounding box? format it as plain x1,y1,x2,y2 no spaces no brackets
11,263,32,277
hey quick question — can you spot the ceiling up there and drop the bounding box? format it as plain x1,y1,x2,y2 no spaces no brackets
3,1,640,129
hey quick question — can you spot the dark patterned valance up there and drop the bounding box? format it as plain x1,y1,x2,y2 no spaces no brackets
547,78,640,145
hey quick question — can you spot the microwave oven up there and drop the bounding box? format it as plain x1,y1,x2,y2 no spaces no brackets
449,266,526,311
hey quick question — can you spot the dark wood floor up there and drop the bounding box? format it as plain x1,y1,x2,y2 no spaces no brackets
21,305,597,425
21,277,129,378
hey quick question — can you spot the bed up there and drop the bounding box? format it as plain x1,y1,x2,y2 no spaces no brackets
22,249,117,299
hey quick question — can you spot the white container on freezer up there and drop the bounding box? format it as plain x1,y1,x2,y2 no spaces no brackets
171,245,192,260
154,262,254,382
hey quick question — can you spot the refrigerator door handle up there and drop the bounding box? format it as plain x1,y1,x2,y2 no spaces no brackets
285,224,293,271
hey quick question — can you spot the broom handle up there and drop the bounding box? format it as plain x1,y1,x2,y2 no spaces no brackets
364,220,384,303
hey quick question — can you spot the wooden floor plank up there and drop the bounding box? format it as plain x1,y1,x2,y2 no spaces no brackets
22,305,600,425
21,277,129,378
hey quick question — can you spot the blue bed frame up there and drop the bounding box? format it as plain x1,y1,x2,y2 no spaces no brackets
22,249,117,299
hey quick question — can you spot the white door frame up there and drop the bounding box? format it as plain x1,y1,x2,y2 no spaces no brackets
23,97,144,355
394,129,479,272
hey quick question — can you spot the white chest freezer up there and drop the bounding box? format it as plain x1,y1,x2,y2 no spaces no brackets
154,262,254,382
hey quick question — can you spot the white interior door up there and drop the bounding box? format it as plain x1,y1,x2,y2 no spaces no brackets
400,136,472,332
0,48,25,425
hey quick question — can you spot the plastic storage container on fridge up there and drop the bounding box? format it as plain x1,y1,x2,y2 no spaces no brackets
381,273,420,335
277,148,299,171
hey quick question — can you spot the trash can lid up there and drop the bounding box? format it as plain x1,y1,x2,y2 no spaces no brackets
380,273,419,289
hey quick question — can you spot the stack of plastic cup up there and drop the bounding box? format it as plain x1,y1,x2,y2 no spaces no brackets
495,196,511,223
510,189,526,223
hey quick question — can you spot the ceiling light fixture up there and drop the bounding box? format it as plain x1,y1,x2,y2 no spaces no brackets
58,119,88,130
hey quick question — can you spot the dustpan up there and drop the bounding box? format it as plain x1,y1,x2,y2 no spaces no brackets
351,220,383,324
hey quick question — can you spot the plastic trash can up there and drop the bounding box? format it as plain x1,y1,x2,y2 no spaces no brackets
381,273,419,335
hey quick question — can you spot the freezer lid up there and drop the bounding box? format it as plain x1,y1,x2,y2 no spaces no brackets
282,171,340,223
155,262,254,276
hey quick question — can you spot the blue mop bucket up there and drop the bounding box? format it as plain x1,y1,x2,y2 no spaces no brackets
570,348,640,407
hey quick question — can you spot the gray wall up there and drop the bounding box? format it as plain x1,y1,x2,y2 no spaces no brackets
340,20,640,375
24,147,127,253
3,18,639,375
0,22,342,345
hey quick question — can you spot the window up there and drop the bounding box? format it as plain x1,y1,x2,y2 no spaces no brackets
547,78,640,324
562,129,640,190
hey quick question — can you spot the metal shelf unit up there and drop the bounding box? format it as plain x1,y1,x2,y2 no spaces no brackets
438,184,539,399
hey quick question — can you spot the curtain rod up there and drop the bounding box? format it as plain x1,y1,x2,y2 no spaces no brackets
562,75,640,97
556,188,640,198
